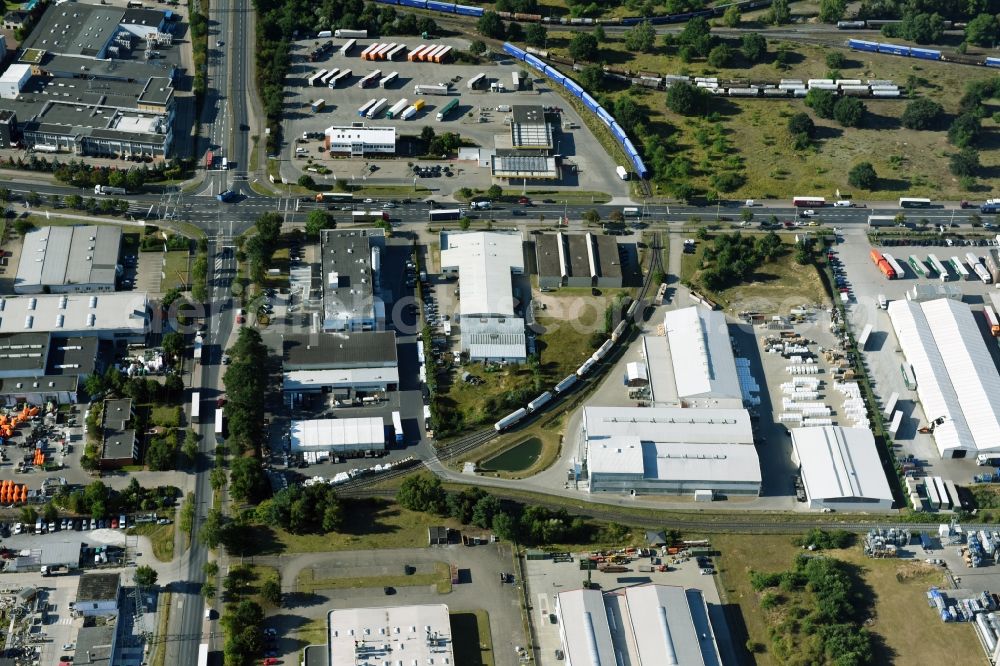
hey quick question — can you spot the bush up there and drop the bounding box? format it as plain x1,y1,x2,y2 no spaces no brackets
707,44,733,67
740,33,767,63
666,81,707,116
848,162,877,189
833,96,866,128
949,113,982,148
950,148,980,177
787,112,815,138
901,98,944,130
825,51,845,69
805,89,837,119
569,32,599,61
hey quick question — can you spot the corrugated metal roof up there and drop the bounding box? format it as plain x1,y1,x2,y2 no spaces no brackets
584,406,754,445
556,589,617,666
440,231,523,318
662,307,741,400
625,585,719,666
790,426,893,503
887,298,1000,455
290,417,384,451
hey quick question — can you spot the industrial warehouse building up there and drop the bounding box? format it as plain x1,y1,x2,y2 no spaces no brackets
556,584,723,666
0,3,178,157
323,125,396,156
289,417,386,456
0,293,149,343
509,105,553,150
490,152,559,180
642,306,744,408
888,298,1000,458
100,398,136,469
14,225,122,294
581,406,761,497
440,230,526,363
0,332,99,405
321,229,386,332
790,426,894,511
282,331,398,395
326,604,454,666
534,232,623,289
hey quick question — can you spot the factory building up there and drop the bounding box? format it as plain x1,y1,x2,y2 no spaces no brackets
534,232,623,290
888,298,1000,458
440,230,526,363
100,398,136,469
556,584,724,666
581,406,761,497
282,331,399,395
327,604,454,666
14,225,122,294
642,306,743,408
790,426,894,511
320,229,385,332
0,332,98,405
0,293,149,343
289,417,386,456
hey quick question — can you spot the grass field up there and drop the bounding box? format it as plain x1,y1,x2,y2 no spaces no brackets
679,232,828,311
150,591,171,666
296,561,452,595
161,251,191,291
714,534,981,665
450,610,495,666
150,405,181,429
542,31,1000,200
128,522,175,562
242,498,460,555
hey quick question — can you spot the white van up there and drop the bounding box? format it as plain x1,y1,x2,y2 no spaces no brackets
221,157,228,170
833,200,854,207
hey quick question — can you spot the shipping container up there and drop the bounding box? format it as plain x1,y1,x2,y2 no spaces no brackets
308,69,328,86
594,106,614,128
329,69,351,87
563,77,584,97
467,73,487,90
934,476,951,509
310,99,325,112
365,98,389,118
360,43,378,59
386,44,407,60
392,411,403,444
523,53,546,71
848,39,879,52
340,39,356,56
984,305,1000,336
358,98,378,116
877,43,910,56
407,45,428,61
950,256,971,281
358,70,382,88
412,98,426,111
433,45,452,62
379,71,399,88
455,4,483,16
386,98,408,118
987,57,1000,68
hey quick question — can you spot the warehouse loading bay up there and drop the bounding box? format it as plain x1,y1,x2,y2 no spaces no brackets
282,36,627,196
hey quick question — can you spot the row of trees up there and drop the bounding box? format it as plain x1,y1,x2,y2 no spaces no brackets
46,478,178,520
220,327,271,504
397,475,594,546
254,484,345,534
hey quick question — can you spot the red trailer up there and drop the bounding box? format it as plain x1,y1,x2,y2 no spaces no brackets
204,150,214,170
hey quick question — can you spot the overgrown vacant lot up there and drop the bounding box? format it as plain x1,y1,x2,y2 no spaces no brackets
542,31,1000,200
715,534,980,666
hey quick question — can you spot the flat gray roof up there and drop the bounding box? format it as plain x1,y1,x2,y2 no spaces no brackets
103,398,132,431
15,225,121,291
510,105,552,149
120,7,166,28
73,625,113,666
283,331,397,369
22,3,125,58
492,154,558,178
0,374,78,395
0,332,50,374
534,232,622,280
320,229,383,330
45,336,99,376
76,572,120,603
38,52,177,83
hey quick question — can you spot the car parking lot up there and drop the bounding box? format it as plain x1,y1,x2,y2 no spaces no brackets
280,36,628,197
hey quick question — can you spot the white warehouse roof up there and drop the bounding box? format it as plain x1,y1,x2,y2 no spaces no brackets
583,406,754,445
888,298,1000,457
790,426,893,510
327,604,454,666
440,231,523,318
555,588,616,666
0,293,148,336
587,438,762,486
662,306,741,400
289,417,384,452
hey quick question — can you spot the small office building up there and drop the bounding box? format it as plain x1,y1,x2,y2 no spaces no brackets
282,331,399,395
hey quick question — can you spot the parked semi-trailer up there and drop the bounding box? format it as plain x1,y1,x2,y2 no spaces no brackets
95,184,127,195
365,98,388,119
415,84,449,95
869,249,896,279
386,99,408,118
335,29,367,38
436,98,459,120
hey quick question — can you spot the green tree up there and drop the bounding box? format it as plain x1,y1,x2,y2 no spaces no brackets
420,126,436,145
898,10,945,44
624,22,656,53
183,430,199,463
525,23,547,47
200,508,224,548
833,96,866,127
848,162,877,189
471,494,502,529
805,88,837,119
477,11,505,39
396,474,447,514
459,216,471,230
900,98,944,130
666,81,707,116
825,51,845,69
42,502,58,523
679,16,713,56
304,210,335,239
65,194,83,209
949,113,982,147
506,22,524,42
26,191,41,206
740,33,767,63
722,4,741,27
966,13,1000,47
261,576,282,606
583,209,601,224
296,175,315,189
788,112,815,137
134,565,158,587
162,332,185,364
228,457,269,503
950,148,980,177
492,511,519,541
818,0,846,23
14,219,34,238
486,184,503,199
579,64,604,91
770,0,791,25
707,44,732,67
569,32,599,61
593,25,606,43
469,39,487,56
202,581,217,600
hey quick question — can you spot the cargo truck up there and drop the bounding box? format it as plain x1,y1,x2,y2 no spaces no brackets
40,565,70,576
400,105,418,120
436,98,459,121
335,29,367,38
392,411,403,445
386,99,408,119
94,184,127,195
414,84,449,95
978,454,1000,466
366,98,388,119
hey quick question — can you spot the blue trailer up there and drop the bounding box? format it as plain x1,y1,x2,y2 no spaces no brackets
848,39,879,52
909,47,941,61
877,43,910,56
